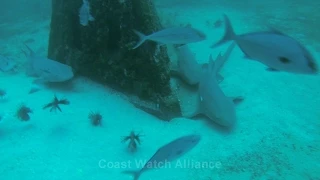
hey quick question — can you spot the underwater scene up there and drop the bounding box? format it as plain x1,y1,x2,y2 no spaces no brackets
0,0,319,179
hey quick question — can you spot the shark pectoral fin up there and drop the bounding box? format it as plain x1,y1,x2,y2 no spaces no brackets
231,96,244,105
177,83,202,119
182,100,201,118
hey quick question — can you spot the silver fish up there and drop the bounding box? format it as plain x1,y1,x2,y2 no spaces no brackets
132,27,206,49
211,14,318,74
0,55,16,72
24,44,74,83
79,0,95,26
184,44,241,127
123,134,201,180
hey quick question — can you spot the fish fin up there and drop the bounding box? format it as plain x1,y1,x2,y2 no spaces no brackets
182,93,202,118
208,54,215,70
266,67,279,72
23,43,36,57
210,14,236,48
181,101,201,118
208,53,219,76
57,105,62,112
122,170,141,180
232,96,244,105
177,82,201,118
132,30,147,49
266,26,285,35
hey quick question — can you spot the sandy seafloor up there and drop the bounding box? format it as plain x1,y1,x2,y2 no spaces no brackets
0,3,319,180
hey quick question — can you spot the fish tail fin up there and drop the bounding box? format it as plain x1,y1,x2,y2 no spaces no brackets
211,14,236,48
122,170,141,180
132,30,147,49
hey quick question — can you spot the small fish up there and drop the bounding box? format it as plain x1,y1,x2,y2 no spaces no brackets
88,111,103,126
43,95,70,112
0,55,16,72
211,14,318,74
184,46,241,127
122,130,144,153
16,104,32,121
79,0,95,26
122,134,201,180
132,27,206,49
23,44,74,83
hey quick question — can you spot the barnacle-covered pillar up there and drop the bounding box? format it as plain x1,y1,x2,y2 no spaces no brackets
48,0,181,120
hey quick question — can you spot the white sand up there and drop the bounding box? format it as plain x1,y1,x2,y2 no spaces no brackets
0,3,319,180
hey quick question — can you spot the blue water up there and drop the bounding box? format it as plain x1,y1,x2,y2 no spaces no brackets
0,1,319,180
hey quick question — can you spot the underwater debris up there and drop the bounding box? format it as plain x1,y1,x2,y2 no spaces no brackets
88,111,102,126
122,131,144,152
43,95,69,112
16,104,32,121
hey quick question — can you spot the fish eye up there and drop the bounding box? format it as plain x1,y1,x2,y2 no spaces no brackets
278,57,291,64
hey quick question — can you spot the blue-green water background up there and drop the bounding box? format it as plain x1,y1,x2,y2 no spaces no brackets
0,1,319,180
